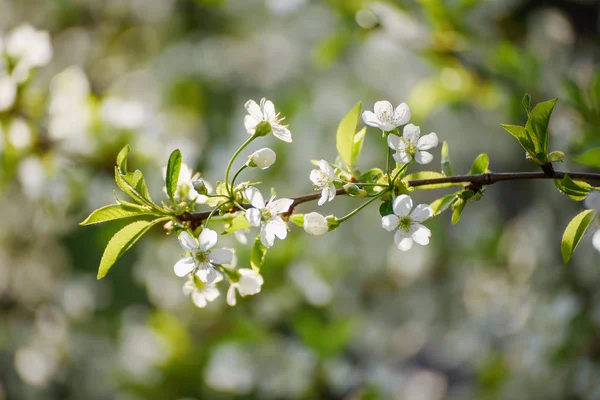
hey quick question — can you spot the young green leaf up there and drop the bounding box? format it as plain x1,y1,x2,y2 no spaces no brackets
250,237,268,271
97,218,169,279
224,214,252,234
554,174,592,201
80,204,157,226
451,200,466,224
525,97,557,156
403,171,459,190
350,126,367,168
522,93,531,114
430,193,458,216
547,151,565,163
165,149,182,200
123,170,153,202
561,209,596,263
336,102,362,167
467,153,490,176
379,201,393,217
500,124,537,161
116,145,130,174
574,148,600,169
441,141,454,176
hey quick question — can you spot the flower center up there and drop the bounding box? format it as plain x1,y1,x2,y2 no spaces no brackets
195,251,209,264
399,216,412,232
314,171,330,188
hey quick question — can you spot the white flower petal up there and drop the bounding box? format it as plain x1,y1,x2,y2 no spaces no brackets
174,257,195,277
262,99,276,120
260,225,276,248
245,208,262,227
327,185,336,202
410,223,431,246
317,159,330,173
387,133,403,151
237,269,264,296
304,212,329,236
209,248,234,265
272,124,292,143
362,110,381,128
197,266,222,284
191,291,208,308
414,151,433,164
410,204,433,222
182,280,195,295
267,217,288,240
381,215,399,232
318,189,328,206
178,232,198,252
198,228,218,251
417,132,439,151
403,123,420,144
393,195,413,217
267,198,294,214
374,100,393,123
203,286,221,302
245,186,266,209
393,102,411,126
394,231,413,251
393,151,412,164
227,284,237,306
245,99,262,119
244,114,260,134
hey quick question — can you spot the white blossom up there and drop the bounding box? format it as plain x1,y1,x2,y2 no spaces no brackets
244,98,292,143
0,75,17,111
381,195,433,251
249,147,276,170
387,123,438,165
310,160,336,206
5,24,52,82
226,269,264,306
362,100,411,132
174,230,233,284
244,186,293,248
303,212,329,236
182,275,221,308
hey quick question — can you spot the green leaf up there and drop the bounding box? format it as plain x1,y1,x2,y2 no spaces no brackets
404,171,459,190
250,237,268,271
574,148,600,169
116,145,130,174
522,93,531,114
430,194,458,216
500,124,536,160
379,201,393,217
165,149,182,200
80,204,157,226
467,153,489,175
441,141,454,176
225,214,252,234
525,97,557,155
451,200,466,224
561,209,596,263
554,174,592,201
123,170,153,202
547,151,565,163
336,102,361,166
97,218,168,279
350,126,367,168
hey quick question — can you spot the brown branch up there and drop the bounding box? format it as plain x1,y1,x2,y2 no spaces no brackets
178,170,600,224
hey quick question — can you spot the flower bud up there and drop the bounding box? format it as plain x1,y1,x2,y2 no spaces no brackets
303,212,329,236
192,179,209,195
343,183,367,197
248,148,276,170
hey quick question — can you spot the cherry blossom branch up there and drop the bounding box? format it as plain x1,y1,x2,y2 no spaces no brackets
177,170,600,225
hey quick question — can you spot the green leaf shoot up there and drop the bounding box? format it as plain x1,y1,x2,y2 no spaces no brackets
561,209,596,263
336,102,362,167
80,204,158,226
165,149,182,200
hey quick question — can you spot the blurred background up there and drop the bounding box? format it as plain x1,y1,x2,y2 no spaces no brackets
1,0,600,399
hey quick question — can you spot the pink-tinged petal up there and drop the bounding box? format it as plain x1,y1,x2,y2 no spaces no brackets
245,208,262,227
410,223,431,246
393,151,412,164
394,231,413,251
268,198,294,214
272,124,292,143
267,217,288,240
374,100,393,122
410,204,433,222
244,115,259,134
393,102,411,126
387,133,403,151
198,228,218,251
402,123,420,144
245,99,262,119
393,195,413,217
227,284,237,306
362,110,381,128
203,286,220,302
191,291,208,308
245,186,265,209
381,214,399,232
209,248,234,265
260,225,276,248
414,151,433,164
178,231,198,252
174,258,195,277
182,280,195,295
262,99,275,120
318,188,328,206
417,132,439,151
